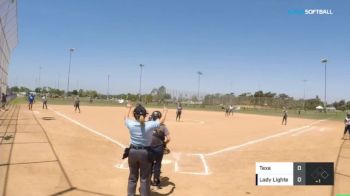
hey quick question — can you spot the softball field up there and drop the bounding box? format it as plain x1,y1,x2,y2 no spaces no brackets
0,103,349,196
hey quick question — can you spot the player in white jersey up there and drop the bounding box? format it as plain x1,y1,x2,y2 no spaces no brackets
343,113,350,140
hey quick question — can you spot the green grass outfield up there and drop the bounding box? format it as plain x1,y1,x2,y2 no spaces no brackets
10,97,347,122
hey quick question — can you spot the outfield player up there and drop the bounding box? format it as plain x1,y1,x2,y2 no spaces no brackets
343,113,350,140
282,108,288,125
149,111,171,187
176,102,182,121
124,104,168,196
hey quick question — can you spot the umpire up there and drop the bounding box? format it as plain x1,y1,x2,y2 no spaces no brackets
124,103,168,196
149,111,171,187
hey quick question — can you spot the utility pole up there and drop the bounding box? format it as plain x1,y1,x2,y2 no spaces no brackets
66,48,75,96
138,64,144,102
197,71,203,100
321,58,328,113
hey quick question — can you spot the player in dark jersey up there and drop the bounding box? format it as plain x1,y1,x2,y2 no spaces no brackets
28,94,34,110
149,111,171,187
282,108,288,125
1,93,7,111
343,113,350,140
176,102,182,122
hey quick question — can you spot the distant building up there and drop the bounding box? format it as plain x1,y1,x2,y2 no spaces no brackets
0,0,18,93
326,106,336,112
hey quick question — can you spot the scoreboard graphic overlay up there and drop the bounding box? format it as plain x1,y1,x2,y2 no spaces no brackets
256,162,334,186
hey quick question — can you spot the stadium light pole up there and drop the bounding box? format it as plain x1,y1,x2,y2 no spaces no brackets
38,66,42,90
57,74,60,89
66,48,75,96
138,64,144,102
321,58,328,112
107,74,110,100
197,71,203,100
302,79,308,111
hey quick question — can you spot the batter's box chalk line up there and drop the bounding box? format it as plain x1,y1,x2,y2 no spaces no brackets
114,153,211,176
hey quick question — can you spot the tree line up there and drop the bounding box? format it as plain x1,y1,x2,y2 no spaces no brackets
204,90,349,111
9,86,350,111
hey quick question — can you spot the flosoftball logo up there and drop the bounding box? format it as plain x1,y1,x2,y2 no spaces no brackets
288,9,334,15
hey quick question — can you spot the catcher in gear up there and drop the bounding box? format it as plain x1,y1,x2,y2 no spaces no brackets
149,111,171,187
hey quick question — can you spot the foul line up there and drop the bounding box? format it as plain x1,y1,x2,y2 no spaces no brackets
50,109,126,149
205,120,326,157
291,127,315,136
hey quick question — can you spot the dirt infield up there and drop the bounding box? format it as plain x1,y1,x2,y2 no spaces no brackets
1,104,347,196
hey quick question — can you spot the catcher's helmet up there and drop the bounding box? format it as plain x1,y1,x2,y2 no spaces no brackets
149,111,162,121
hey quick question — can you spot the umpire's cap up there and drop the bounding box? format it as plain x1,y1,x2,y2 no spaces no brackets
150,111,162,121
133,104,148,119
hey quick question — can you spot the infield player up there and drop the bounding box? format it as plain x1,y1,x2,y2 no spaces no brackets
176,102,182,121
149,111,171,187
42,95,48,109
124,104,168,196
229,104,234,116
343,113,350,140
74,96,80,113
282,108,288,125
28,94,34,110
225,105,230,117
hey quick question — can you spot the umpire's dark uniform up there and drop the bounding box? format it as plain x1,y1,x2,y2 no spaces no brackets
150,124,169,186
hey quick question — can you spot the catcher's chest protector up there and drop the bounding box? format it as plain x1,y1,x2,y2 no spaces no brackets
153,125,166,141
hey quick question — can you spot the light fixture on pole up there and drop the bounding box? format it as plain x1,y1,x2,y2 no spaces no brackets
66,48,75,96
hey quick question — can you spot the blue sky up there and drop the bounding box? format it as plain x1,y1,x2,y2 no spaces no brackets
9,0,350,102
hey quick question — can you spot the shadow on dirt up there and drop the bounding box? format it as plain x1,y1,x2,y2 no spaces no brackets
135,176,176,196
42,117,56,120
